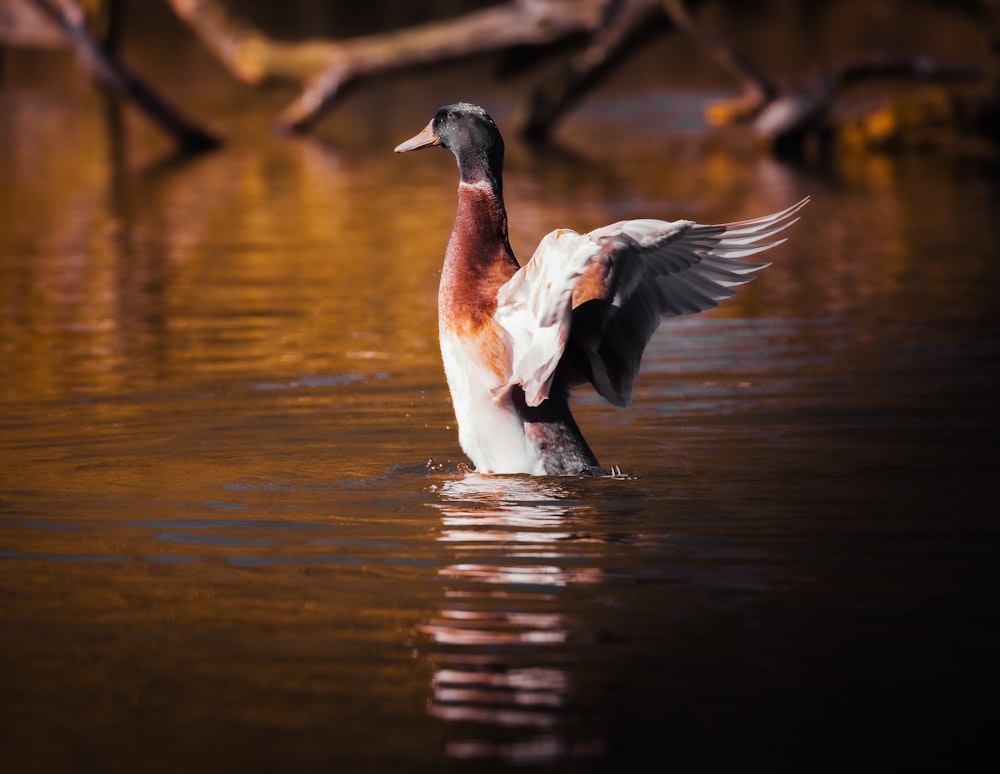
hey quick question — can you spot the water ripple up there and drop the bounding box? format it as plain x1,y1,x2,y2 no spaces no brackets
419,474,607,764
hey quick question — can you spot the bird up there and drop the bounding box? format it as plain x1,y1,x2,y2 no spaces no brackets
395,102,806,476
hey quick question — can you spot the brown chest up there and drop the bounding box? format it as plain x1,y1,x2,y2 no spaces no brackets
438,183,518,334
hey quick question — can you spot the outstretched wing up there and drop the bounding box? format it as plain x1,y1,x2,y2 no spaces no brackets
570,197,809,407
495,197,809,408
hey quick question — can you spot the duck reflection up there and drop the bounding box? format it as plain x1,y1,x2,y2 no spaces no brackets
422,474,606,764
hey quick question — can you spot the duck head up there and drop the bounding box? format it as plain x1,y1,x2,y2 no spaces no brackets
395,103,505,192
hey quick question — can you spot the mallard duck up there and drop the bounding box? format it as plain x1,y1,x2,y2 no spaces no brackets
395,102,806,476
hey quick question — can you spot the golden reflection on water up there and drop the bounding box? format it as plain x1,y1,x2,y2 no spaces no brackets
422,475,607,763
4,75,996,415
0,118,447,402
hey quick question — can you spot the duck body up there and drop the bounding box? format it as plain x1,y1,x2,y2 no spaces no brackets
396,103,806,476
438,179,600,475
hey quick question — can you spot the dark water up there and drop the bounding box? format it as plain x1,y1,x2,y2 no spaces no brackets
2,8,1000,772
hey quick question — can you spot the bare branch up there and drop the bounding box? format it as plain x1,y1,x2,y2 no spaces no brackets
28,0,221,152
661,0,777,125
754,57,986,150
165,0,338,85
515,0,662,140
274,0,611,134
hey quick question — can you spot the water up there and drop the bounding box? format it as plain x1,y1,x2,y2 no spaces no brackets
2,16,1000,772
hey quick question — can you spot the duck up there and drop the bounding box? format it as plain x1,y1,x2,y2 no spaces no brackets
395,102,807,476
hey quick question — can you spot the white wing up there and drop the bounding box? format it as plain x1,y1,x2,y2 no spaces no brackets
495,197,809,408
493,228,597,406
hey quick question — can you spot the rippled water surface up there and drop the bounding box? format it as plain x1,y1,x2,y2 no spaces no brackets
2,13,999,772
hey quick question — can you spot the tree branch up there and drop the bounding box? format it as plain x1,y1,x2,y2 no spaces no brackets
273,0,612,133
165,0,338,85
514,0,663,140
753,56,986,148
661,0,778,125
28,0,220,152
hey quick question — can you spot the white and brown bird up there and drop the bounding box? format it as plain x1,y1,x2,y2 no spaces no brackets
396,102,806,476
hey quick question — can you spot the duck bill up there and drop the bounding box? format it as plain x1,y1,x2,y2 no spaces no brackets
394,120,440,153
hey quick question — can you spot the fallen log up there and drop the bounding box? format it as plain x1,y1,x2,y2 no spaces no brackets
162,0,996,151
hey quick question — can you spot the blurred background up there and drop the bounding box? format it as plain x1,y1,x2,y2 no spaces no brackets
1,1,998,772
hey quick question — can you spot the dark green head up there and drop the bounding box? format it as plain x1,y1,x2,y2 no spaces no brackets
395,103,505,191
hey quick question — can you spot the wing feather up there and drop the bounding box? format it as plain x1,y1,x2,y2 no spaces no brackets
494,197,809,409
